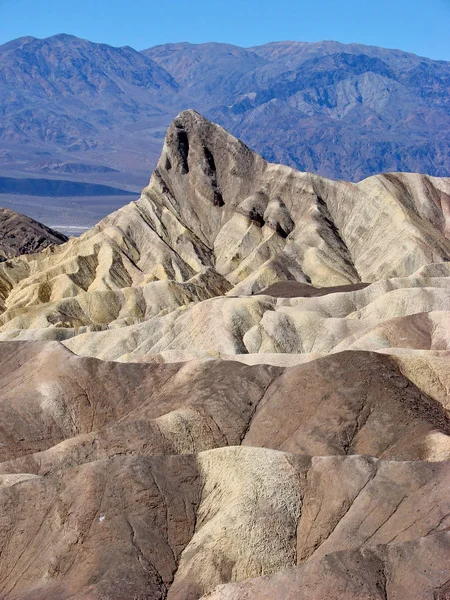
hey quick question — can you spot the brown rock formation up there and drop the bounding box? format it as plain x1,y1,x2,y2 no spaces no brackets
0,207,67,261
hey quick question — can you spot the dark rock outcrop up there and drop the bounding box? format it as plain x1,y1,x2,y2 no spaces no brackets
0,207,67,260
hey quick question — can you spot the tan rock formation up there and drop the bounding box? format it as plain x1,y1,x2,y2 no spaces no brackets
0,111,449,363
0,111,449,598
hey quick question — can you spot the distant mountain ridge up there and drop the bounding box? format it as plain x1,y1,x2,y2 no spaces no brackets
1,34,450,225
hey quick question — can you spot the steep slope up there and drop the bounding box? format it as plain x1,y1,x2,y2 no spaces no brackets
0,208,67,260
0,113,449,598
0,111,450,356
1,447,448,600
0,343,448,471
205,531,450,600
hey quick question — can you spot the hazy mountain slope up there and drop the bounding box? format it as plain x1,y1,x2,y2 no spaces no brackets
248,39,448,83
0,33,177,171
144,40,450,180
143,41,267,99
0,33,180,212
0,34,177,138
1,35,450,229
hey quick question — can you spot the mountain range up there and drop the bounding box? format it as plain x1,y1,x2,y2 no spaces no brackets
0,112,449,598
1,34,450,227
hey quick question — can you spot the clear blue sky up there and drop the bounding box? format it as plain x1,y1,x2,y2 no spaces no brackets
1,0,449,60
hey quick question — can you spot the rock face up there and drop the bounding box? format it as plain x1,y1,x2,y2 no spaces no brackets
0,113,449,598
0,207,67,260
1,111,450,348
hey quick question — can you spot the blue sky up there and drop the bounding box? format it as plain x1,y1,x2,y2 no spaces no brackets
1,0,449,60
